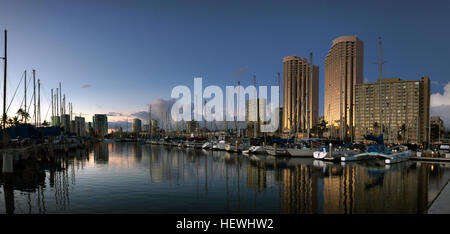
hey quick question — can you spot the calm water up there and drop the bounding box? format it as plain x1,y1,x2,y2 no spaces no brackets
1,142,449,214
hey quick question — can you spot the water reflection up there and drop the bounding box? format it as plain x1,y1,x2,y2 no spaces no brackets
0,142,449,214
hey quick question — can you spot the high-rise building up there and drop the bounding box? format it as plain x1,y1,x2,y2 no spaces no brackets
282,55,319,135
246,98,267,138
185,121,199,134
61,114,70,133
430,116,445,143
324,36,364,140
143,124,150,132
74,116,86,137
132,118,142,133
51,116,60,127
355,77,430,144
93,114,108,137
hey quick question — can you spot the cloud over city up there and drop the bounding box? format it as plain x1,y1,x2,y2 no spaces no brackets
431,81,450,129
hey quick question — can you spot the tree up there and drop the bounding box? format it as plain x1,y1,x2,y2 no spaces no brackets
1,114,8,128
399,124,407,144
373,122,379,134
12,116,20,126
17,108,30,123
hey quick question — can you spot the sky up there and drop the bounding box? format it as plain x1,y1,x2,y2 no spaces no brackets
0,0,449,129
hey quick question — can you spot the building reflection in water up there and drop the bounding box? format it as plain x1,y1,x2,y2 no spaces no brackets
1,142,449,214
94,143,109,163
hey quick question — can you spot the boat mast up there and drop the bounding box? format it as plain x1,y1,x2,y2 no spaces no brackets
307,52,312,138
235,81,239,138
277,72,281,137
378,37,384,139
24,70,27,124
38,78,40,126
148,104,152,138
33,69,36,126
2,30,6,130
253,75,257,138
59,82,62,118
339,52,343,141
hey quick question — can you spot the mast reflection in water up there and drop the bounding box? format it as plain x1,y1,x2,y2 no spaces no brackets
1,142,449,214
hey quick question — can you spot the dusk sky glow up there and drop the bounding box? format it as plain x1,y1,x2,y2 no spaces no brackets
1,0,449,127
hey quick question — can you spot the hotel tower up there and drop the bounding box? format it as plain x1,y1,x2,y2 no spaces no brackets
282,55,319,135
324,36,364,140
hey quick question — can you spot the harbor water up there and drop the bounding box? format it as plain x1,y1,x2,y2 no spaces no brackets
1,142,449,214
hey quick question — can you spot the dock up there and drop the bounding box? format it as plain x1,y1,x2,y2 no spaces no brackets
428,179,450,214
410,157,450,162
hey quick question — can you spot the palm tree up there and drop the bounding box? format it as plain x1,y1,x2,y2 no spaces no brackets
17,108,30,123
7,117,13,127
12,116,20,126
373,122,379,134
399,124,407,144
1,114,8,128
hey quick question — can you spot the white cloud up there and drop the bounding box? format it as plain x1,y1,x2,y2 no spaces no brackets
431,82,450,107
431,82,450,129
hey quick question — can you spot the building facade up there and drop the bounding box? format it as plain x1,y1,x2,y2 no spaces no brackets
185,120,199,134
430,116,445,143
132,118,142,133
61,114,70,133
324,36,364,140
51,116,60,127
282,55,319,135
246,98,267,138
355,77,430,144
74,116,86,137
93,114,108,137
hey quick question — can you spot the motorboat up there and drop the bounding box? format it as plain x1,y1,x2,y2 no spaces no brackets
243,145,266,155
266,146,289,156
287,147,315,157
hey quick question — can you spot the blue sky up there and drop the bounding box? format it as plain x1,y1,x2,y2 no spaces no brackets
0,0,449,127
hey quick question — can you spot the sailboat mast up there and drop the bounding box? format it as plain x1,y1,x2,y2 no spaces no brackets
378,37,383,139
33,69,36,126
149,104,152,138
253,75,257,138
2,30,7,130
24,70,27,124
59,82,62,117
38,79,40,126
278,72,281,136
51,89,54,118
307,53,312,138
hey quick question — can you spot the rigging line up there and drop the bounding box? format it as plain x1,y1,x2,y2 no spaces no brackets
27,90,35,115
19,75,33,109
6,71,25,113
44,101,51,122
0,71,25,111
40,83,56,105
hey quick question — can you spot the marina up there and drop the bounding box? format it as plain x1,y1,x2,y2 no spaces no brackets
1,141,450,214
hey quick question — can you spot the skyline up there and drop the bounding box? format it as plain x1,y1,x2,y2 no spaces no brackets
1,0,450,128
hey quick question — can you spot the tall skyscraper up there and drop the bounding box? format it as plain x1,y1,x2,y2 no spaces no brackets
324,36,364,140
355,77,430,144
282,55,319,135
132,118,142,133
246,98,267,138
74,116,86,137
93,114,108,137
